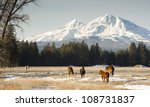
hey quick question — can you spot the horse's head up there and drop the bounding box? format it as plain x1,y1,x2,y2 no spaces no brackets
99,70,104,75
82,66,84,70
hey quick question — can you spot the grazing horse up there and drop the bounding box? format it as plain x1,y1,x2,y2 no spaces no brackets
105,65,114,76
99,70,109,83
80,66,86,77
68,66,74,76
25,65,29,71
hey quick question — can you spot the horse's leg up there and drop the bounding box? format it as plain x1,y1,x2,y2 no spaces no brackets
105,78,107,81
107,78,109,82
103,78,105,82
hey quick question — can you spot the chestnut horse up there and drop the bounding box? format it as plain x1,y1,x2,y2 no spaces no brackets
105,65,114,76
68,66,74,76
99,70,109,83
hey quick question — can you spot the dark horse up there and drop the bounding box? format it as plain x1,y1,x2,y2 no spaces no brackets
80,66,86,77
105,65,115,76
99,70,109,83
68,66,74,76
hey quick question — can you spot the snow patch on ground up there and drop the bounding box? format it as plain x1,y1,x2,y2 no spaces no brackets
94,78,101,81
110,77,128,81
44,77,74,81
116,84,150,90
79,77,92,81
94,77,128,82
3,75,20,81
2,74,129,82
132,77,147,80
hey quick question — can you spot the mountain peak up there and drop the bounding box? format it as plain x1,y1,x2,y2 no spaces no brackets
104,13,116,18
83,14,119,34
100,14,118,25
65,19,83,28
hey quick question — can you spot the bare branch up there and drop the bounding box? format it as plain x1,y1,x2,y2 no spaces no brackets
10,14,29,23
0,0,9,21
0,0,39,38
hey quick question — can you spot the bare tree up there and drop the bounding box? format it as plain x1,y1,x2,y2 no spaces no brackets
0,0,38,67
0,0,38,39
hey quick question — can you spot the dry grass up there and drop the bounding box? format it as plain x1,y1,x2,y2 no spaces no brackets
0,79,114,90
0,79,50,90
0,80,22,90
0,66,150,90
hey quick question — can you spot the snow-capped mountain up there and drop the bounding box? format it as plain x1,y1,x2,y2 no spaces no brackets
25,14,150,50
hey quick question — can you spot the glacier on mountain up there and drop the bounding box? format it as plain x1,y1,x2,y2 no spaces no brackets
25,14,150,50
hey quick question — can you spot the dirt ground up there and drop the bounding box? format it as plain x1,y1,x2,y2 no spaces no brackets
0,66,150,90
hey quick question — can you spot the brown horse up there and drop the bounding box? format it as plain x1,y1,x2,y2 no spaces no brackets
99,70,109,83
80,66,86,77
68,66,74,76
105,65,114,76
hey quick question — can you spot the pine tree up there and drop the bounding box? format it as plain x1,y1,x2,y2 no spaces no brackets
128,42,137,66
0,37,7,67
108,51,116,65
29,42,39,65
116,50,129,66
79,41,90,65
2,24,18,67
137,42,149,66
40,43,51,66
18,41,39,66
101,50,109,65
89,43,101,65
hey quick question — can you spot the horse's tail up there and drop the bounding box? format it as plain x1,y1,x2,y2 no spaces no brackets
112,66,114,76
112,70,114,76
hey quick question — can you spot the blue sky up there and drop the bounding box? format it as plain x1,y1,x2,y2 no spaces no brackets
18,0,150,39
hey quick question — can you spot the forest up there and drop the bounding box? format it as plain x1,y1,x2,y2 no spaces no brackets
16,40,150,67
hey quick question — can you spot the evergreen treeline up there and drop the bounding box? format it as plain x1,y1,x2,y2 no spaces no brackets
1,36,150,67
21,41,150,66
40,41,150,66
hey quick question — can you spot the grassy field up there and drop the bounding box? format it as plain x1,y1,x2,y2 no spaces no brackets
0,66,150,90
